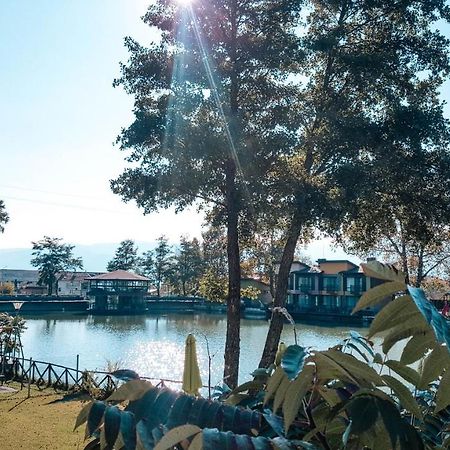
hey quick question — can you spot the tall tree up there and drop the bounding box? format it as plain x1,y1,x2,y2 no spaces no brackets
111,0,303,387
201,225,228,279
258,0,450,367
31,237,83,296
0,200,9,233
339,149,450,286
198,268,228,302
140,236,174,297
107,239,138,272
172,236,203,296
241,215,313,297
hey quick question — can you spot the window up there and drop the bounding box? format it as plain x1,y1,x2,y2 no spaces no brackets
297,276,312,291
323,276,339,291
347,277,364,293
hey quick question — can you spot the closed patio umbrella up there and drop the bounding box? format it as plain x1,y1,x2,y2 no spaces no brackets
182,334,203,396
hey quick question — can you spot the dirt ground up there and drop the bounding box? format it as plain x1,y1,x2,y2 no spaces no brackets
0,382,87,449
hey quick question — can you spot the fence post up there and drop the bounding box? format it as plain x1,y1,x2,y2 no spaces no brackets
27,358,32,399
20,356,24,390
76,354,79,383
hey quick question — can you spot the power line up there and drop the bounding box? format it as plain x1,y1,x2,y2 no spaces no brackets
2,195,135,215
0,184,106,201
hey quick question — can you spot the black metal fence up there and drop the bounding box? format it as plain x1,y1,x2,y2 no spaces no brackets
1,356,184,394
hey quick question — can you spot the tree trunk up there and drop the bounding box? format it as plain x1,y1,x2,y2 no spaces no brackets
258,215,302,368
398,226,410,285
223,159,241,389
416,245,425,287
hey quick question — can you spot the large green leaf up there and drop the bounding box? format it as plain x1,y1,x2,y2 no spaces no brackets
107,379,154,402
368,295,420,337
281,345,307,380
230,380,264,395
400,332,435,365
436,370,450,413
314,352,358,384
382,375,423,418
346,395,379,434
385,360,420,387
165,395,196,429
353,281,406,313
408,286,450,350
361,261,406,283
344,331,374,360
104,406,122,448
264,366,285,406
87,401,107,438
382,319,430,354
419,345,449,389
154,424,201,450
273,376,291,413
120,411,136,450
322,349,384,386
283,365,315,431
317,386,341,407
110,369,140,381
377,396,424,450
74,401,94,431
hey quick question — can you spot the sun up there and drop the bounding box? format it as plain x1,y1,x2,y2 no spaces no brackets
175,0,194,6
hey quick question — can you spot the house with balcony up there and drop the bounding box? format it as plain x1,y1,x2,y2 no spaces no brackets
285,258,385,322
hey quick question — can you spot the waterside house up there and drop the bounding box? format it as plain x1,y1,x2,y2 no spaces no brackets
89,270,151,313
285,258,385,322
0,269,101,298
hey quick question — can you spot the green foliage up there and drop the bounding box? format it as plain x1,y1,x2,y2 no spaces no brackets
111,0,305,388
198,269,227,303
107,239,138,272
240,285,260,301
77,260,450,449
201,226,227,278
31,236,83,296
259,0,450,368
0,200,8,233
0,313,26,356
171,236,204,296
0,282,14,295
76,380,306,450
139,236,174,297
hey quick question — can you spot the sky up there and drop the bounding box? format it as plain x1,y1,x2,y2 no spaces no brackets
0,1,449,264
0,0,205,250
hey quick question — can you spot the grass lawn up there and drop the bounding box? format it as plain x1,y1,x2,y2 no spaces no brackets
0,382,87,449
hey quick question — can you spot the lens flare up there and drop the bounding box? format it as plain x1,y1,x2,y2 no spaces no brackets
175,0,193,6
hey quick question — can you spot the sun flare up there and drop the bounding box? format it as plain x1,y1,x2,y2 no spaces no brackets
175,0,193,6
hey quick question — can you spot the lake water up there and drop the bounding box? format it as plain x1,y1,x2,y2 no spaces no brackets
20,313,368,386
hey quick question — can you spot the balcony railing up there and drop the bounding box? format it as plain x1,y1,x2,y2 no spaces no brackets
322,284,339,292
347,286,363,293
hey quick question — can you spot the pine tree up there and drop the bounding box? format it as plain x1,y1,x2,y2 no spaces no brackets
107,240,138,272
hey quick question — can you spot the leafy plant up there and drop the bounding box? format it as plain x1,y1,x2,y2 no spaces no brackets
76,261,450,449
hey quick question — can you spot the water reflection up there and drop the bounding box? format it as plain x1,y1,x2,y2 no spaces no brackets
20,314,369,383
86,315,148,332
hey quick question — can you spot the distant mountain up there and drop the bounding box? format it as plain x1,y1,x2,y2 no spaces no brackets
0,241,156,272
0,238,359,272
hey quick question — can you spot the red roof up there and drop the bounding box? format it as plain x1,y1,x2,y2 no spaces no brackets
89,270,150,281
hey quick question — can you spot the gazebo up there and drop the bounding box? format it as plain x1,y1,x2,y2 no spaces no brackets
88,270,150,313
